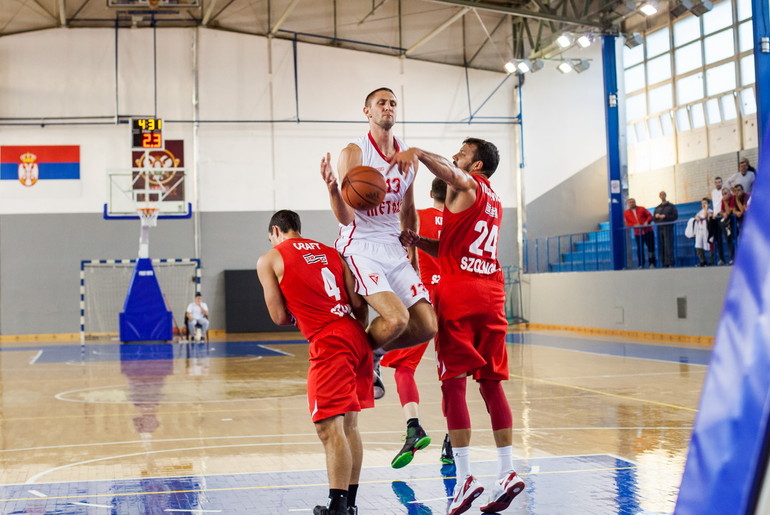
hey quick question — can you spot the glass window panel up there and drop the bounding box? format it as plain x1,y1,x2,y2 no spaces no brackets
704,29,735,65
737,0,752,20
676,108,692,131
706,61,736,96
675,41,702,74
648,83,673,113
626,93,647,121
624,44,644,68
648,117,663,138
706,98,721,124
677,73,705,104
721,94,737,120
674,15,700,47
647,53,672,84
691,102,706,128
647,27,671,57
740,88,757,115
627,123,637,145
635,121,649,141
739,21,754,53
703,0,733,35
741,55,755,86
624,64,646,93
661,113,674,135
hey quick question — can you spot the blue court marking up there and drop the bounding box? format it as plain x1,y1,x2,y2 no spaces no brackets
1,341,291,365
0,454,655,514
507,332,711,365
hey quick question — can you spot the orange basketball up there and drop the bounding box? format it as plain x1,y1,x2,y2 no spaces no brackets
341,166,387,210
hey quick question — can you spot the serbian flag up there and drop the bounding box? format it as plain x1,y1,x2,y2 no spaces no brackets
0,146,80,187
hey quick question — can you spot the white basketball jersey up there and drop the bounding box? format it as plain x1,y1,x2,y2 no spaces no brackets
336,133,415,249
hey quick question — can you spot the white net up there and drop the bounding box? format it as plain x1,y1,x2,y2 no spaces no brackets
81,259,199,340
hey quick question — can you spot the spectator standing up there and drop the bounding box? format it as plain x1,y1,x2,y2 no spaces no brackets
623,198,656,268
694,198,712,267
709,177,726,265
719,187,736,265
727,157,756,194
654,191,678,268
733,184,751,238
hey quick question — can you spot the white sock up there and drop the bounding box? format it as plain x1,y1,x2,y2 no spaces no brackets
496,445,514,478
454,446,472,482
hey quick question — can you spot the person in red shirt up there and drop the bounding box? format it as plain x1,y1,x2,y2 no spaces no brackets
381,178,447,469
392,138,525,515
256,210,373,515
623,198,656,268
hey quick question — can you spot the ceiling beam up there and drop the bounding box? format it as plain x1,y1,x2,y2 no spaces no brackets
405,6,470,56
57,0,66,26
202,0,219,25
270,0,301,36
425,0,605,29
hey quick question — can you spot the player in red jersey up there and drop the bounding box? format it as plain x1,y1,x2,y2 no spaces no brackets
381,178,446,468
392,139,525,515
256,210,373,515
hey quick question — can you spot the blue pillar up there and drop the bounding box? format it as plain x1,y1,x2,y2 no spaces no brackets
752,0,770,150
601,35,625,270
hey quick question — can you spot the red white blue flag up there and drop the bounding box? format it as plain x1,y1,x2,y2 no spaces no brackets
0,146,80,187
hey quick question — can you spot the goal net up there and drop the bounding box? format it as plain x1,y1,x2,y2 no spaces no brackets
80,258,200,340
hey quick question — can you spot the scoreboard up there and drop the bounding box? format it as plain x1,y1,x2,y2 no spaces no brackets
131,118,163,150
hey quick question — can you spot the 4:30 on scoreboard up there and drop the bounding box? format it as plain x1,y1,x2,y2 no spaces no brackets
131,118,163,150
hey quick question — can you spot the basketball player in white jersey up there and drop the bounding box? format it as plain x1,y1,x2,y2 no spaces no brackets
320,88,437,397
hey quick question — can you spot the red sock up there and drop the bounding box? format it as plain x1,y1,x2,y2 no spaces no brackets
478,379,512,430
441,376,471,430
394,366,419,406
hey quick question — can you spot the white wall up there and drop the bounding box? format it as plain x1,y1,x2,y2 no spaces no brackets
520,44,607,203
0,27,519,215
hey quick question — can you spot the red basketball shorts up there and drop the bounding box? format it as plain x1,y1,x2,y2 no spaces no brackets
307,316,374,422
434,277,508,382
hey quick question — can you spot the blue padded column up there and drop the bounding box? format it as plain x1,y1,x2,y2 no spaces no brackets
753,0,770,151
601,35,625,270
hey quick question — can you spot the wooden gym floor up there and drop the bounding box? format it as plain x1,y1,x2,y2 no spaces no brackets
0,329,708,514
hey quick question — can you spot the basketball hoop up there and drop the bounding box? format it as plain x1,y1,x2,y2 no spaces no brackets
137,206,160,227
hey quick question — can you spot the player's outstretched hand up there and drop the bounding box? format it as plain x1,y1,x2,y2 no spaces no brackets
389,148,419,175
399,229,420,248
320,152,338,190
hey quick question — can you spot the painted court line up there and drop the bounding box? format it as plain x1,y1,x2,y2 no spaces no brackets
71,501,112,508
28,350,42,365
27,489,46,497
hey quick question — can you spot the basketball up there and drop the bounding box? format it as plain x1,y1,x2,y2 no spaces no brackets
341,166,387,210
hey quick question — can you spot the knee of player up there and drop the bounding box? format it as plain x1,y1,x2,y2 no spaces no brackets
381,312,409,339
314,415,343,441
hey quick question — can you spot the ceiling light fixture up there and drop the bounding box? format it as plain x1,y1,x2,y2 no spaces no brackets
624,33,643,48
504,60,517,74
577,34,595,48
638,1,658,15
556,33,573,48
557,61,574,73
572,59,591,73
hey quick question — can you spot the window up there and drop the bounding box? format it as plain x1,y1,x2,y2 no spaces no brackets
737,0,752,20
704,29,735,64
661,113,675,135
740,88,757,115
674,15,700,47
626,93,647,121
624,44,645,68
703,1,733,35
691,102,706,128
706,98,722,124
635,121,650,141
649,83,673,113
721,94,738,120
677,73,705,104
676,107,692,131
739,21,754,53
675,41,703,74
741,55,755,86
625,65,646,93
706,61,736,96
647,27,671,57
648,117,663,138
647,54,672,84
